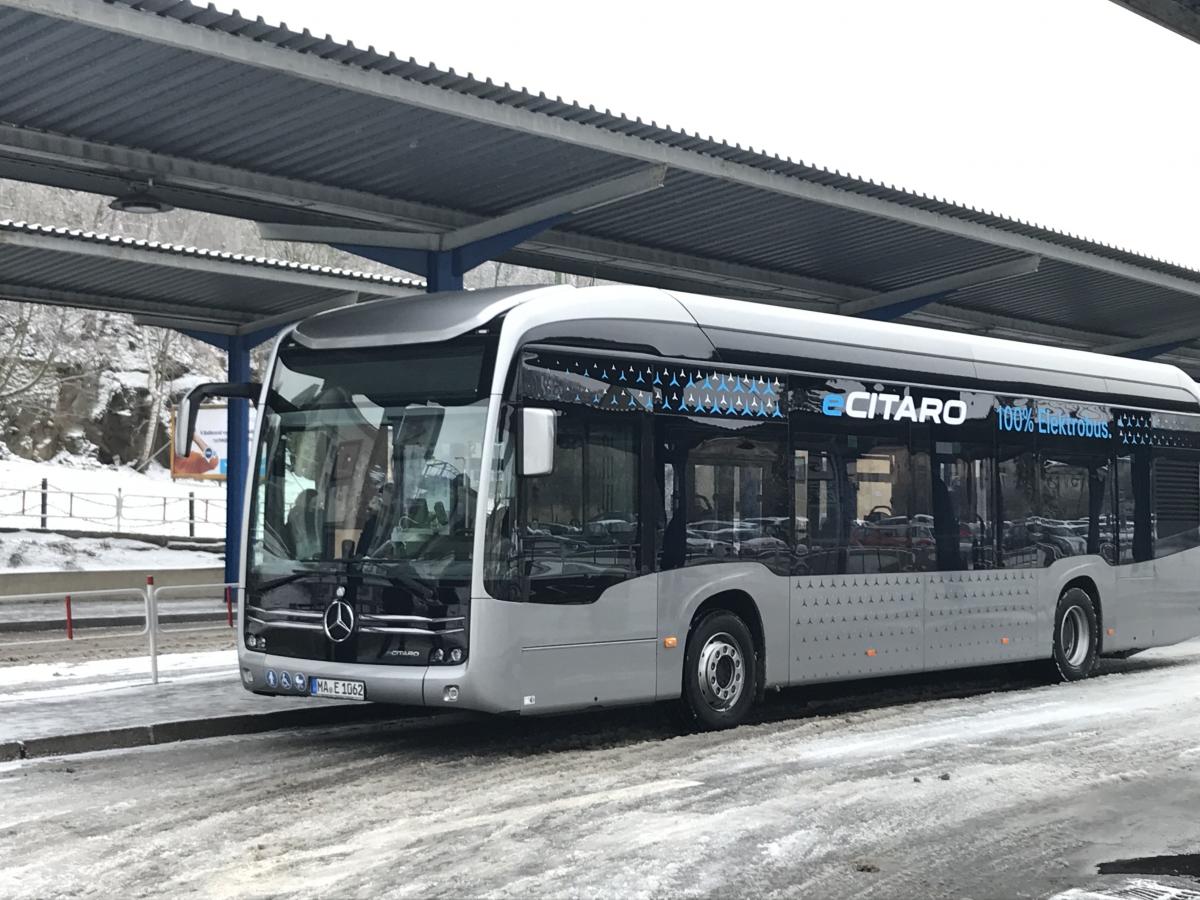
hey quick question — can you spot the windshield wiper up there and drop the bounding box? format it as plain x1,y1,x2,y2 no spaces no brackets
254,560,347,591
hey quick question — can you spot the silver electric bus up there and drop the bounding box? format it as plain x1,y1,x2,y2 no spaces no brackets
179,284,1200,729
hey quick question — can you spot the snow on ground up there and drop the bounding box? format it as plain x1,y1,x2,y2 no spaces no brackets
3,643,1200,898
0,649,237,706
1,649,234,689
0,529,220,573
0,454,226,538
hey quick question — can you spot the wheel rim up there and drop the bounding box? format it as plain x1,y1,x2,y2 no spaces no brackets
1060,604,1091,668
697,632,745,711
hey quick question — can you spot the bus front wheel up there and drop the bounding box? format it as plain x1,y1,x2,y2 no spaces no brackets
682,610,757,730
1051,587,1100,681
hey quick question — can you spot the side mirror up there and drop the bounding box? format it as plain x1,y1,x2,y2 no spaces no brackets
520,408,557,477
175,381,262,460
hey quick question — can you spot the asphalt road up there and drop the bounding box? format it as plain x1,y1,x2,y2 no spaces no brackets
4,643,1200,899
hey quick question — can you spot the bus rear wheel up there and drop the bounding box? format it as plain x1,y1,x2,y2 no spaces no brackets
682,610,757,730
1051,587,1099,681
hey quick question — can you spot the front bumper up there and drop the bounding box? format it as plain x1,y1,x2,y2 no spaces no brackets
238,648,497,711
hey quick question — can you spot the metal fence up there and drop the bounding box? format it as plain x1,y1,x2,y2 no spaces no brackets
0,478,226,538
0,577,237,684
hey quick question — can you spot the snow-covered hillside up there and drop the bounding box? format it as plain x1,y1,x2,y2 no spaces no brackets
0,454,226,539
0,530,220,574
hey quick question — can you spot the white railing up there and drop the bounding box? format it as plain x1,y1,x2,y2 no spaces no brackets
0,577,238,684
0,480,226,538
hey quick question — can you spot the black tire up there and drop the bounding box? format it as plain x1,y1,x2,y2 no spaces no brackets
1050,587,1100,681
682,610,757,730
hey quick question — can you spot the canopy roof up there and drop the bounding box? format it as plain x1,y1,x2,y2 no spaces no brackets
1,0,1199,366
0,219,421,333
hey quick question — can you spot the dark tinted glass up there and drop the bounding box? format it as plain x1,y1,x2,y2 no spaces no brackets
660,419,790,573
519,410,641,603
247,340,488,593
844,434,933,574
1037,454,1113,563
1153,452,1200,558
1116,453,1153,563
794,444,842,575
998,446,1041,568
931,439,996,570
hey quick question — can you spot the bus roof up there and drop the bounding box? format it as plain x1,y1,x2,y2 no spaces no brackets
292,283,1200,410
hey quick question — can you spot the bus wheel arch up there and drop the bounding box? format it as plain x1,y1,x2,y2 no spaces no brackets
1061,575,1103,651
1051,582,1101,682
681,591,764,730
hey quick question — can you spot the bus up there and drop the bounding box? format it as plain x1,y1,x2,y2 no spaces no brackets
177,284,1200,729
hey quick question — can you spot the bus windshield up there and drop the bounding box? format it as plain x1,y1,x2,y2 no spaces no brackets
247,339,490,590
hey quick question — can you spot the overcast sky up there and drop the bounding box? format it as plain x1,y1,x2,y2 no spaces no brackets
239,0,1200,270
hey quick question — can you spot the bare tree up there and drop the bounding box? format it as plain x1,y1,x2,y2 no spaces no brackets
0,301,73,402
135,326,178,470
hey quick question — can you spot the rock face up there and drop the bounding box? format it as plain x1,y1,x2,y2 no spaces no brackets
0,308,225,467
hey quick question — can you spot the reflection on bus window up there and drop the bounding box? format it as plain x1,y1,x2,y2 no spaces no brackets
519,410,640,603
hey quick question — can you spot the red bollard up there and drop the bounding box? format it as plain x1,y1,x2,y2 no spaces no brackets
65,594,73,640
225,586,234,628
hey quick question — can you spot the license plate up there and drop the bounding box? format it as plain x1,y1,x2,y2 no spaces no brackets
310,678,366,701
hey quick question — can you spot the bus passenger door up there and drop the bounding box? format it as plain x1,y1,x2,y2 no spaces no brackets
1114,452,1156,648
656,412,792,698
515,401,658,712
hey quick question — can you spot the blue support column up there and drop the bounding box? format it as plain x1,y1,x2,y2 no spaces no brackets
224,333,251,590
426,251,461,293
334,212,570,294
180,328,276,593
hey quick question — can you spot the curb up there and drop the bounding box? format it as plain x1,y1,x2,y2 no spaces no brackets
0,703,417,761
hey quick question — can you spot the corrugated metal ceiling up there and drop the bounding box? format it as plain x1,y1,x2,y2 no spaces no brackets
0,0,1198,365
0,220,421,328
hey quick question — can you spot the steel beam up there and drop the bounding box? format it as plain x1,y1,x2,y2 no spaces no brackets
262,168,667,292
1110,0,1200,45
1099,326,1200,357
838,256,1042,318
1120,340,1193,360
1095,325,1200,357
0,123,449,232
0,281,254,328
0,127,858,304
11,0,1200,303
258,167,665,253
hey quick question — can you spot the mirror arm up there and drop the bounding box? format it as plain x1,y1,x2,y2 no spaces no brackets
175,381,262,459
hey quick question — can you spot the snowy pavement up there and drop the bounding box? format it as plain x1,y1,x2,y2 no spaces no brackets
0,650,371,745
4,644,1200,898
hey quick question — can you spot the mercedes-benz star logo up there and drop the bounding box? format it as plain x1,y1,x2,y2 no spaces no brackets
323,599,355,643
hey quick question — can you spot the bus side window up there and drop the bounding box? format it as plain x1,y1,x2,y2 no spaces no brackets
793,446,842,576
1117,453,1153,563
1038,453,1111,564
659,420,790,573
998,445,1040,568
1151,451,1200,559
518,409,641,603
930,439,995,571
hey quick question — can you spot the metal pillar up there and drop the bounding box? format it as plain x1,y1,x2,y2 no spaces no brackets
224,333,251,588
181,326,279,591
